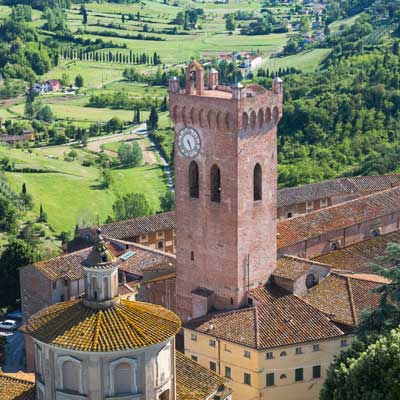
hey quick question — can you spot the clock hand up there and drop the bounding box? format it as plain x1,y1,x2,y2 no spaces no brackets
186,138,193,151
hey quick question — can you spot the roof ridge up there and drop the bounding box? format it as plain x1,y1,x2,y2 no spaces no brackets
345,276,358,325
92,310,102,351
254,306,260,349
34,246,90,266
107,237,176,260
280,254,333,268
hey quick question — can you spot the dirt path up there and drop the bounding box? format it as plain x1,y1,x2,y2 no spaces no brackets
86,125,158,164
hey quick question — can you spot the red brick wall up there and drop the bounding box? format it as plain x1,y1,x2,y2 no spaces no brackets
171,84,282,320
139,276,176,312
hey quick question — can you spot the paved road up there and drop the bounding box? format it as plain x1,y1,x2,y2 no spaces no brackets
1,330,25,372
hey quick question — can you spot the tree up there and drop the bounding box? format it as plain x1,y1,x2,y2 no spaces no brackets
357,243,400,338
36,105,54,123
60,72,70,86
111,193,152,221
147,106,159,131
0,238,38,307
321,329,400,400
159,191,175,212
100,168,113,189
39,203,47,222
321,243,400,400
160,96,168,112
22,183,27,194
75,74,84,88
107,116,123,133
80,5,88,25
117,142,142,167
225,14,236,32
299,16,311,34
0,195,18,232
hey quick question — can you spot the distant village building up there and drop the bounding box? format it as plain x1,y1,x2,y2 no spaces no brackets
0,130,35,144
32,80,61,95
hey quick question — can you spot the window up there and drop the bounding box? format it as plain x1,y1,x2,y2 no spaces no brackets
330,242,338,251
313,344,320,352
247,297,253,306
286,212,293,219
280,374,287,380
253,163,262,201
60,295,65,302
209,339,216,347
64,278,68,287
306,201,314,211
114,362,132,395
52,281,56,290
244,373,251,386
158,241,163,249
191,355,198,362
62,360,81,393
313,365,321,379
191,333,197,341
210,165,221,203
295,368,304,382
189,161,199,198
190,251,194,261
225,366,231,379
280,351,287,357
306,274,316,289
295,347,302,355
244,350,251,358
321,198,328,207
266,373,275,387
341,339,348,347
266,352,273,360
210,361,216,372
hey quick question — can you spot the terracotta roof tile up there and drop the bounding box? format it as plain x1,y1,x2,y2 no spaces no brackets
30,240,174,281
277,187,400,249
273,255,331,281
301,273,382,326
186,284,343,349
278,174,400,207
23,299,181,352
0,373,35,400
313,231,400,273
101,211,175,239
176,352,229,400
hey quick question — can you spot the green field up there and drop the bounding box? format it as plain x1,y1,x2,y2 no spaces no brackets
0,146,168,233
263,48,332,73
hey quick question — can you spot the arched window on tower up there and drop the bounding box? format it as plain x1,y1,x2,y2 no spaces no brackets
189,161,199,198
253,163,262,201
210,165,221,203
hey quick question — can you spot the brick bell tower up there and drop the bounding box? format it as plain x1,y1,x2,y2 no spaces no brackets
170,61,283,321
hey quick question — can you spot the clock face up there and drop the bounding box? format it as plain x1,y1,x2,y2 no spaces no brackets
178,127,201,158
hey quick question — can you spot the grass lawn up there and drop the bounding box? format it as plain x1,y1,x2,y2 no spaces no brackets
9,101,135,123
329,14,361,32
263,48,332,73
0,146,168,233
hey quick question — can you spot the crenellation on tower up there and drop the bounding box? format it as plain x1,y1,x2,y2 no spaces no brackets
171,61,283,321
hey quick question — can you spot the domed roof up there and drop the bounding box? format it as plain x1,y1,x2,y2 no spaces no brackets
82,228,116,269
23,299,181,352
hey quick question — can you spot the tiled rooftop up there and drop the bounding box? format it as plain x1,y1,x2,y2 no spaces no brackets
30,239,175,281
23,299,181,352
313,231,400,273
176,352,229,400
185,284,344,349
0,373,35,400
92,183,400,250
278,174,400,207
273,255,331,281
101,211,175,239
301,273,383,326
277,186,400,248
